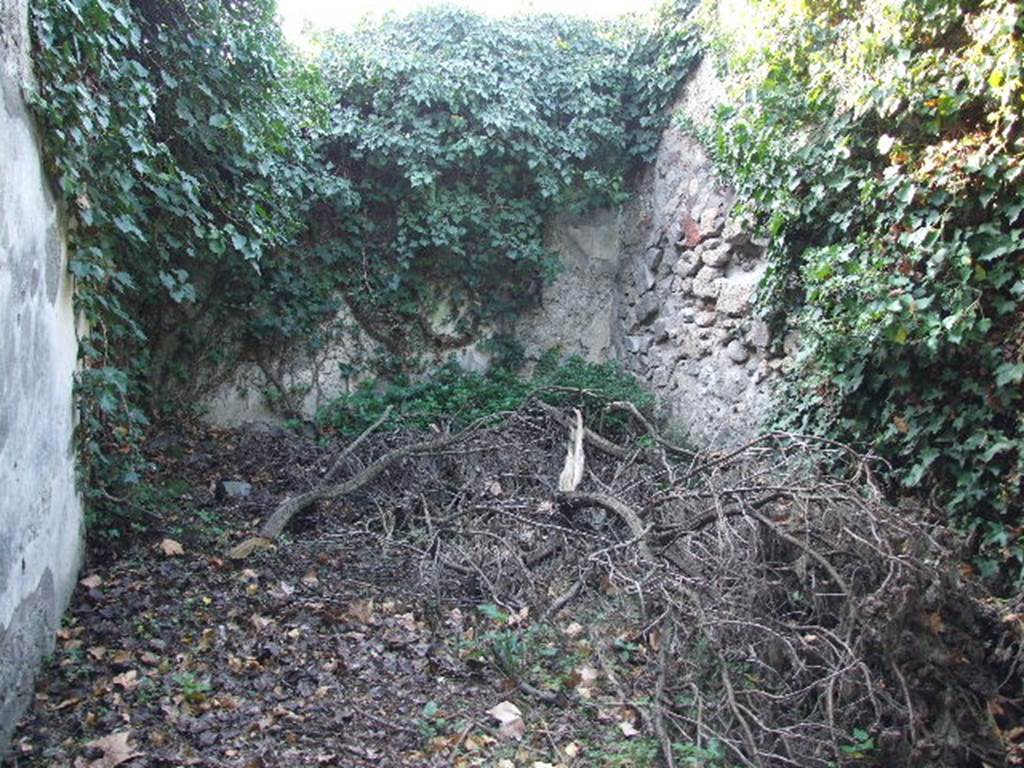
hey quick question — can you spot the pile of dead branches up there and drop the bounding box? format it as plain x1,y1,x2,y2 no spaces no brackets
229,398,1022,767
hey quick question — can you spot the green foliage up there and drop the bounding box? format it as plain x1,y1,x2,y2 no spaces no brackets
315,353,654,437
315,5,702,343
700,0,1024,583
415,700,449,743
840,728,877,761
673,739,731,766
586,736,660,767
172,671,211,703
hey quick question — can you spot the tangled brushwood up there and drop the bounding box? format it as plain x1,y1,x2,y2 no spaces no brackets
229,397,1024,767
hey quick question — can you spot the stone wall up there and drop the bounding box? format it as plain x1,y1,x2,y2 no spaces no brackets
0,0,84,755
612,74,789,446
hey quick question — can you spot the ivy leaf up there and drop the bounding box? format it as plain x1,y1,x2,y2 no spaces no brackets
995,362,1024,387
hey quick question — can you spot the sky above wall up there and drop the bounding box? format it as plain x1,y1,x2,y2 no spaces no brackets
277,0,655,42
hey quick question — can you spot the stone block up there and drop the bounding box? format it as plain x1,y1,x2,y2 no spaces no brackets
700,243,731,268
716,279,755,316
746,319,770,349
632,294,660,328
624,335,651,354
723,218,751,246
672,276,693,296
633,261,656,293
673,250,702,278
692,266,722,299
694,310,717,328
645,246,664,272
726,339,750,364
698,205,724,238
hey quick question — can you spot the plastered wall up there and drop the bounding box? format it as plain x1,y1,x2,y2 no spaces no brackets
0,0,84,754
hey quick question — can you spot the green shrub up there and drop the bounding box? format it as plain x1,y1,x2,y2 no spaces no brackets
313,5,701,345
315,352,654,437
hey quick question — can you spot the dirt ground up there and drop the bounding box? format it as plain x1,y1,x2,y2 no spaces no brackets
8,424,665,768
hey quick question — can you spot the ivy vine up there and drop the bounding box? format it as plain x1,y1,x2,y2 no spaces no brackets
700,0,1024,584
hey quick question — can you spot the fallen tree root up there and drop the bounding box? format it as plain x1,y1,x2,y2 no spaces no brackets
227,420,487,559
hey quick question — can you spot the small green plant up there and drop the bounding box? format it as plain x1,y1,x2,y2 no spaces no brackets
840,728,876,761
414,700,449,743
590,736,660,767
673,739,731,766
134,677,163,705
316,353,655,438
173,672,211,703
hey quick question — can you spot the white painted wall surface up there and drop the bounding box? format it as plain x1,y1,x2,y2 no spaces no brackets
0,0,84,755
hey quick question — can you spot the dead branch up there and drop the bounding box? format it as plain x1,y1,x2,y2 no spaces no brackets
222,401,1013,766
324,404,393,483
556,490,654,561
557,408,586,492
227,421,488,559
606,400,697,458
536,400,631,461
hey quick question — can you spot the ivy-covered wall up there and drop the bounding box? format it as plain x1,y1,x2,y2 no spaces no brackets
699,0,1024,583
205,59,790,447
0,0,83,748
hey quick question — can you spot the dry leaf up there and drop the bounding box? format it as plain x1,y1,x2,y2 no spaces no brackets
487,700,526,741
81,731,142,768
197,628,217,651
88,646,107,661
273,581,295,598
396,612,419,631
577,666,599,683
112,670,139,691
647,627,662,651
159,539,184,557
80,574,103,590
564,621,583,638
346,599,375,624
51,697,81,712
564,742,580,758
575,665,599,699
301,570,320,587
618,721,640,738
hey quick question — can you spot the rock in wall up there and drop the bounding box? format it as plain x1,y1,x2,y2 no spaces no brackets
0,0,84,754
515,209,622,363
